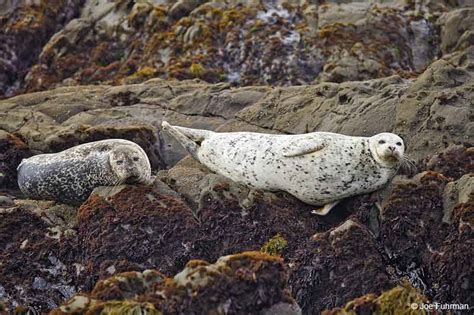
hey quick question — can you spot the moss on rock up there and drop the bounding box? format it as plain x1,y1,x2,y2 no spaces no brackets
261,233,288,256
323,282,433,315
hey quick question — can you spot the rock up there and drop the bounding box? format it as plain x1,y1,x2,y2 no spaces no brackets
423,145,473,181
0,1,472,313
1,52,471,164
0,205,77,312
322,282,432,315
442,174,473,224
319,50,386,83
318,2,371,28
169,0,203,19
379,172,450,273
1,0,450,95
395,59,472,161
427,200,473,306
0,130,31,188
289,219,391,314
438,8,474,54
0,195,14,207
0,0,83,98
52,252,301,315
76,185,198,288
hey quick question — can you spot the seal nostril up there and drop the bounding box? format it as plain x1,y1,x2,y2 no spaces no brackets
389,146,395,151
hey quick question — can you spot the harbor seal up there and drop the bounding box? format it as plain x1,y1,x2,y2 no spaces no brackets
17,139,152,204
162,121,405,215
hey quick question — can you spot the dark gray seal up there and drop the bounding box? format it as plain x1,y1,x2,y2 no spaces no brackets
17,139,152,204
162,121,406,215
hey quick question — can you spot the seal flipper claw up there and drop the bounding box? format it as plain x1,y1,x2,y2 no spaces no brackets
311,200,340,216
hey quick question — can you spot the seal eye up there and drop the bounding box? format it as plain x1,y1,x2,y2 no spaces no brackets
133,157,139,161
378,140,385,144
396,142,402,146
116,160,124,165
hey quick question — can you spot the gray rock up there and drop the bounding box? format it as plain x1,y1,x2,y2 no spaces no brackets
438,8,474,54
442,174,474,224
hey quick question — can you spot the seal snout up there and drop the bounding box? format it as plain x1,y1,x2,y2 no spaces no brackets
369,132,405,166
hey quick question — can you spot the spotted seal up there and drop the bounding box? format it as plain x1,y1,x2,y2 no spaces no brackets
162,121,405,215
17,139,152,204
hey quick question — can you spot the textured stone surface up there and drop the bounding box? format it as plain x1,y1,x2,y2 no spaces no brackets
0,54,471,169
1,0,469,97
51,252,301,315
0,0,472,313
0,0,83,98
289,219,391,313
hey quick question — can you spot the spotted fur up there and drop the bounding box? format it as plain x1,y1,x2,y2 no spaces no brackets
162,122,404,207
17,139,152,204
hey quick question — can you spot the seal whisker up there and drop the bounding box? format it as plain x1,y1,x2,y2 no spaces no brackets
401,156,417,174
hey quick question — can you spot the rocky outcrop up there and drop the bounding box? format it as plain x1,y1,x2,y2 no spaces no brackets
289,219,392,313
1,1,471,97
0,0,83,98
322,283,433,315
0,143,471,313
0,1,472,314
0,202,77,313
0,131,31,188
51,252,301,315
0,50,470,170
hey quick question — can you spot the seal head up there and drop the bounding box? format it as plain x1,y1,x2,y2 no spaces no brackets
109,144,152,184
368,133,405,168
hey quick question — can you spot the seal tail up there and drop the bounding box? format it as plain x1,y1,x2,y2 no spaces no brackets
161,121,213,159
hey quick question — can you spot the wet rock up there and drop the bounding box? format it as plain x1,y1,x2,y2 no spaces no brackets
394,59,473,161
318,2,371,28
379,172,450,280
52,251,301,315
76,185,198,289
1,52,471,164
1,0,447,94
0,130,31,188
158,156,338,261
0,205,77,312
289,219,392,314
423,145,473,181
0,0,83,98
427,200,473,306
169,0,204,19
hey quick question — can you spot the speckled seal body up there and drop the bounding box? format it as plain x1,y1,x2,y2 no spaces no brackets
17,139,152,204
162,122,405,209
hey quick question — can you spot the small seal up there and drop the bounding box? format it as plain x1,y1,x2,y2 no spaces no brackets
162,121,405,215
17,139,152,204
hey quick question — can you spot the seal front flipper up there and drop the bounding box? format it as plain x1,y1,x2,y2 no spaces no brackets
282,137,326,157
311,200,340,216
161,121,213,159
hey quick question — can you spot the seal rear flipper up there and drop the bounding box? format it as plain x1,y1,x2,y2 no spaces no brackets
162,121,210,159
164,122,213,143
311,200,340,216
